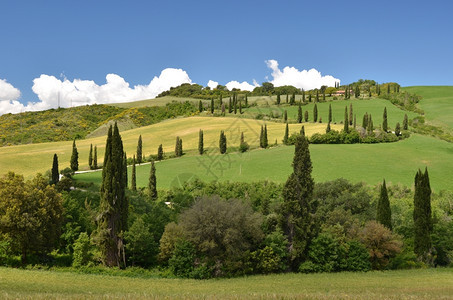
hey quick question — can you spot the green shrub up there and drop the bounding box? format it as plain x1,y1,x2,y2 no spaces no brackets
72,232,93,268
169,240,196,278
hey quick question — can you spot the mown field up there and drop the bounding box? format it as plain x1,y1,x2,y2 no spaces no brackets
0,267,452,299
75,133,453,192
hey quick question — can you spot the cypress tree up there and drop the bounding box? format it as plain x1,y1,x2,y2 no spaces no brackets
302,89,305,102
323,91,326,101
362,112,369,129
260,126,264,148
344,106,349,133
286,94,289,103
316,90,319,102
313,104,318,122
131,155,136,191
221,103,225,116
96,123,128,267
175,137,181,157
284,110,288,122
326,122,331,133
349,103,353,126
276,93,281,105
387,84,390,94
280,134,314,270
234,98,237,114
308,94,312,102
367,115,374,135
70,140,79,171
149,160,157,201
263,125,268,148
89,144,93,169
413,168,432,261
355,85,360,98
210,98,214,113
179,138,183,156
395,122,401,136
304,110,309,122
383,107,388,132
219,131,227,154
245,94,248,107
198,100,203,113
93,146,98,169
239,100,242,114
328,104,332,123
283,123,289,145
51,153,59,185
403,114,408,130
157,144,164,160
198,129,204,155
219,94,223,108
377,84,381,96
137,135,143,164
228,97,232,113
297,105,302,123
377,179,392,230
300,125,305,136
353,114,357,129
123,152,128,188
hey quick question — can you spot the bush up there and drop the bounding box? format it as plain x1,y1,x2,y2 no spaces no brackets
343,240,371,271
72,232,93,268
169,240,196,278
239,141,250,153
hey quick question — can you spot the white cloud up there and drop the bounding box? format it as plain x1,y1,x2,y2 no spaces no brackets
0,79,21,101
265,59,340,90
225,80,258,91
207,80,218,90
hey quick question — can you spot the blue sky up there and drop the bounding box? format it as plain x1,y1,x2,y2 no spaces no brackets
0,0,452,112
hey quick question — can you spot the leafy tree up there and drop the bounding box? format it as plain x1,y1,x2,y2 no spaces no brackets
72,232,93,267
95,123,128,267
88,144,93,169
169,240,196,278
279,135,314,270
413,168,433,261
137,135,143,164
297,105,302,123
304,110,309,122
313,104,318,122
198,129,204,155
376,180,392,230
0,172,64,264
51,153,59,185
403,114,408,130
157,144,164,160
344,106,349,133
219,131,227,154
125,216,158,268
131,155,137,191
149,160,157,201
328,104,332,123
93,146,98,169
395,122,401,136
283,123,289,145
382,107,388,132
70,139,79,171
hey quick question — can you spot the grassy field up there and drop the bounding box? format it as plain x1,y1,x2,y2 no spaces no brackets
75,133,453,192
0,116,338,178
0,267,452,299
109,95,210,108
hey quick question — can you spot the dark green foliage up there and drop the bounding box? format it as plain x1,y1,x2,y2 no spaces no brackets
70,140,79,171
198,100,203,113
300,125,305,136
169,240,196,278
280,135,314,270
157,144,163,160
123,152,128,188
137,135,143,164
149,160,157,201
276,93,281,105
239,132,249,153
367,115,374,135
245,94,248,107
304,110,309,122
326,122,331,133
283,123,289,145
413,168,432,261
403,114,408,130
395,123,401,136
353,114,356,129
219,131,227,154
297,105,302,123
383,107,388,132
228,97,232,113
286,94,289,103
362,112,369,129
343,106,349,133
131,156,136,191
198,129,204,155
377,180,392,230
283,110,288,122
175,137,183,157
302,90,305,102
308,94,312,102
239,100,242,114
328,104,332,123
51,153,59,185
88,144,93,169
125,217,158,268
315,90,319,102
95,123,128,267
355,85,360,98
313,104,318,122
234,98,237,114
260,125,268,148
210,98,214,113
93,146,98,169
72,232,93,268
349,103,353,126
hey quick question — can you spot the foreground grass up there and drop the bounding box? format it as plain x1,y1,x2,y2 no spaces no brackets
0,267,452,299
75,134,453,192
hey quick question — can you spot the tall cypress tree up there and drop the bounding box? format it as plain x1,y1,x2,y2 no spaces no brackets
367,115,374,135
300,125,305,136
403,114,408,130
349,103,353,126
149,160,157,201
51,153,59,185
383,107,388,132
131,155,136,191
286,94,289,103
239,100,242,114
276,93,281,105
355,85,360,98
284,110,288,122
157,144,164,160
198,129,204,155
228,97,232,113
175,137,181,157
96,123,128,267
302,89,305,102
315,90,319,102
362,112,369,129
353,114,357,129
283,123,289,145
313,104,318,122
210,98,214,113
263,125,268,148
93,146,98,169
344,106,349,133
70,140,79,171
245,94,248,107
395,122,401,136
260,126,264,148
304,110,309,122
137,135,143,164
123,152,128,188
326,122,331,133
219,131,227,154
328,104,332,123
377,179,392,230
280,134,314,270
297,105,302,123
89,144,93,169
234,98,237,114
198,100,203,113
413,168,432,261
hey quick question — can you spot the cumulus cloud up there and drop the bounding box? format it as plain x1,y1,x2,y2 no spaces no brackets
265,59,340,90
0,79,21,102
207,80,218,90
225,80,258,91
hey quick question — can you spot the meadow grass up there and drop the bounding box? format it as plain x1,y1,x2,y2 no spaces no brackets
75,134,453,192
0,267,452,299
0,116,339,178
109,95,210,108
